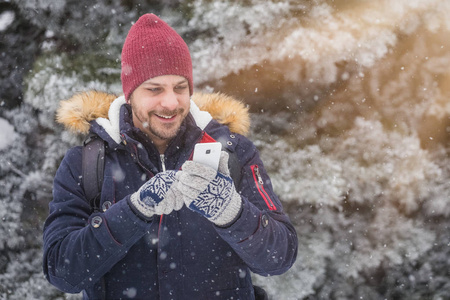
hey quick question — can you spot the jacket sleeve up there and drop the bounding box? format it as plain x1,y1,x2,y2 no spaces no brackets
215,137,298,276
42,147,151,293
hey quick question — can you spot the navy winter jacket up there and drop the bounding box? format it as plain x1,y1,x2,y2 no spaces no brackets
43,93,298,299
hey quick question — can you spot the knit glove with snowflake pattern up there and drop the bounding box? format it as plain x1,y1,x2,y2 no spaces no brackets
128,170,184,221
175,151,242,227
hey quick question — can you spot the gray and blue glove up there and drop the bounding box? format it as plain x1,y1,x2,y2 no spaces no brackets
129,170,183,220
176,151,242,227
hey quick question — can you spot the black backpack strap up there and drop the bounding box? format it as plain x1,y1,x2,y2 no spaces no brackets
82,133,105,213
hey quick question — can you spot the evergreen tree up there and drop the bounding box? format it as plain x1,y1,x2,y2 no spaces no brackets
1,0,449,298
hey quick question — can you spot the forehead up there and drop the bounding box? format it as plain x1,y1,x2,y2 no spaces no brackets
142,75,187,85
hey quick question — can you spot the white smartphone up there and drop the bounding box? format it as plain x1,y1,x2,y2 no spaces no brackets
192,142,222,171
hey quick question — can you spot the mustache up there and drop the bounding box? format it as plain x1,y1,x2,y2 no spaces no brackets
149,108,185,117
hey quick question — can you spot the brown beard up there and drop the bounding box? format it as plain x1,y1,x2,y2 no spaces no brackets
147,108,186,140
128,93,189,144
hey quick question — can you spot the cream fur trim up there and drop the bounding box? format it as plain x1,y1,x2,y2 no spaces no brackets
190,99,212,130
95,96,126,144
192,93,250,136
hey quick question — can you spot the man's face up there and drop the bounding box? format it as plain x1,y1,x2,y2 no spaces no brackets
128,75,190,150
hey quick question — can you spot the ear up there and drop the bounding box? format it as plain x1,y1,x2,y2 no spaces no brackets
125,92,133,105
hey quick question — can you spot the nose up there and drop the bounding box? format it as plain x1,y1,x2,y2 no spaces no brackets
160,91,178,111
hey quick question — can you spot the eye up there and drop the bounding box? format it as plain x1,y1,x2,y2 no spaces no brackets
147,87,161,93
175,85,188,92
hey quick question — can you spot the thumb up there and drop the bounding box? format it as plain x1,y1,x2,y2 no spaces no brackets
165,181,185,211
218,151,230,176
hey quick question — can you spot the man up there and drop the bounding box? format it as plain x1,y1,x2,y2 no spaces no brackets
43,13,297,299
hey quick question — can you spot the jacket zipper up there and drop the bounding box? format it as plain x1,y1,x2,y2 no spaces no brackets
251,165,276,211
158,154,167,238
160,154,166,172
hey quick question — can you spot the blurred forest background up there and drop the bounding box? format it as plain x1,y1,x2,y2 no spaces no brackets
1,0,449,299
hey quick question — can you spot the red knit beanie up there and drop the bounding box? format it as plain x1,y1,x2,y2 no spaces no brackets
121,14,193,100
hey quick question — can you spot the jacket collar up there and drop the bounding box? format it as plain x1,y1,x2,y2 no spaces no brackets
56,91,250,139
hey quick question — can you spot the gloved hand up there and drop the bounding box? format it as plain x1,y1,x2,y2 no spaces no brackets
129,170,183,221
176,151,242,227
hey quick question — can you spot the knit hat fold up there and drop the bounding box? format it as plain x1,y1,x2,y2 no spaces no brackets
121,14,193,100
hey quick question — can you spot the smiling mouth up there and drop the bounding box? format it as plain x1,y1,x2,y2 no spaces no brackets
155,113,177,120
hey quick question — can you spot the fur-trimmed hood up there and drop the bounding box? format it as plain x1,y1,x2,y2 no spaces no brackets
56,91,250,141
